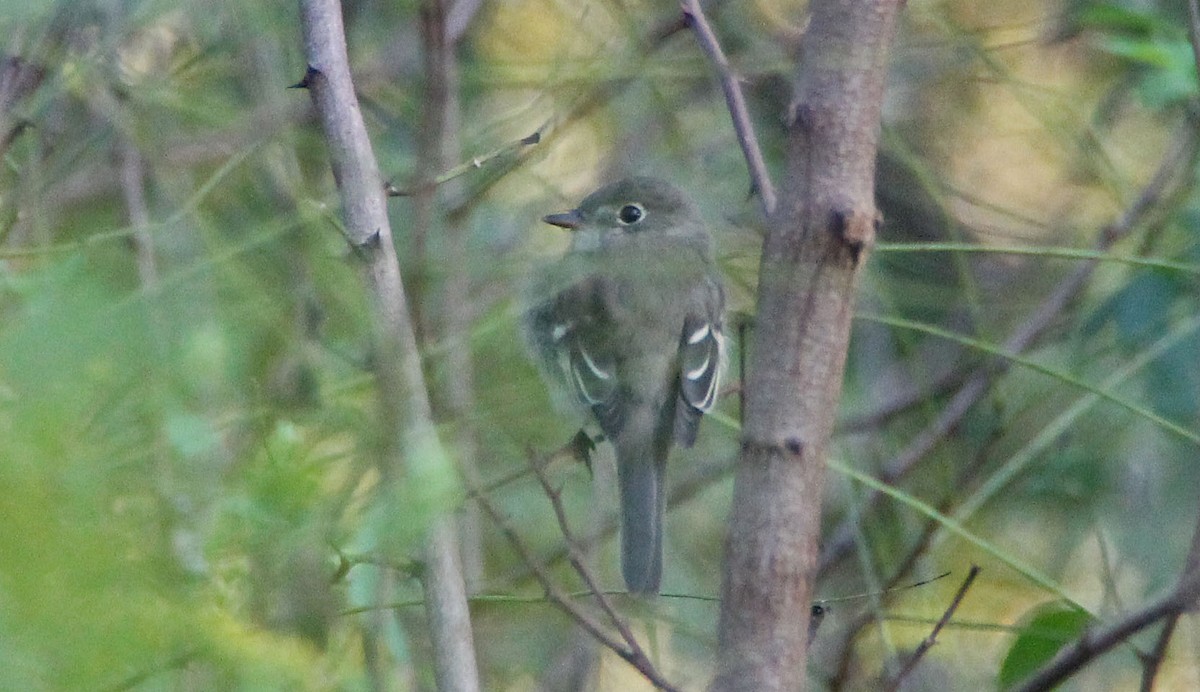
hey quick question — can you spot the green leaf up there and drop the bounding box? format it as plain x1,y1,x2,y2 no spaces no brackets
1076,3,1159,35
1099,35,1179,68
998,601,1093,688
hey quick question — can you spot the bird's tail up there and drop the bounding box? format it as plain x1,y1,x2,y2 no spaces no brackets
615,421,669,595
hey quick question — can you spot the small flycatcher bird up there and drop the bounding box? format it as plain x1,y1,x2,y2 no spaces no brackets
523,177,726,594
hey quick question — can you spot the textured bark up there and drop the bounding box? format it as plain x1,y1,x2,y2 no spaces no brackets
712,1,901,690
298,2,480,690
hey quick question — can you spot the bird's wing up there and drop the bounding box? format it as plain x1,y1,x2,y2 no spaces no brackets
537,276,625,438
674,276,726,447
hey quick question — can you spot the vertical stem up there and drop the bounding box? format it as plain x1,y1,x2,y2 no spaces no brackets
712,1,901,689
298,2,480,690
417,0,485,593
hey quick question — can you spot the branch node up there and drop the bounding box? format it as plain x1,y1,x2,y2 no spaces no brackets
886,565,980,691
289,64,320,89
682,0,777,216
830,209,876,261
786,99,811,131
354,229,382,252
742,436,807,458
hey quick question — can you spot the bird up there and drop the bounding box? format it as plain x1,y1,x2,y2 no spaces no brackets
523,176,726,594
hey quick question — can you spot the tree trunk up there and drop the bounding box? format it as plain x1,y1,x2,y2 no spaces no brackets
712,1,902,689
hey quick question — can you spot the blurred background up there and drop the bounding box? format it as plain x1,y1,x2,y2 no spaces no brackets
1,0,1198,689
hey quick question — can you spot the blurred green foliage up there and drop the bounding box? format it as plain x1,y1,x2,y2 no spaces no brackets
0,0,1198,690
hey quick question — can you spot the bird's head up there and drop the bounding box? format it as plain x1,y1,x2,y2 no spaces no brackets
544,177,709,254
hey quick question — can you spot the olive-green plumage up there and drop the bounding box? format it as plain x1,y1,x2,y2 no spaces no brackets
524,177,726,594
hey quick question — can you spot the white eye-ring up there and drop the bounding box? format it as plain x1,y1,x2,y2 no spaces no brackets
617,203,645,225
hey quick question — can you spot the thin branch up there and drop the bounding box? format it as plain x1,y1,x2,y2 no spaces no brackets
885,565,980,692
464,434,589,507
385,131,540,197
472,483,681,691
499,450,733,589
528,456,653,659
403,1,451,345
410,0,489,594
0,55,45,159
446,0,484,44
836,365,971,435
297,2,480,690
117,142,160,294
818,120,1200,576
681,0,777,216
1139,614,1180,692
1139,496,1200,691
440,12,691,225
472,494,623,649
824,432,1001,688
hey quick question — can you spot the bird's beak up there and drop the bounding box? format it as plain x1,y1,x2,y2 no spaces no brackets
543,209,583,229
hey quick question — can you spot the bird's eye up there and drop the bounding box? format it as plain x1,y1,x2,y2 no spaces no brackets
617,204,645,225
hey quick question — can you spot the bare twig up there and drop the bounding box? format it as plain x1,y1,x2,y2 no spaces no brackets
836,366,971,435
818,121,1200,576
385,131,540,197
1138,498,1200,691
446,0,484,44
117,141,161,300
441,11,691,226
463,434,589,510
403,1,451,344
1138,610,1180,692
411,0,489,594
528,458,651,655
473,483,681,691
681,0,777,217
499,450,733,589
298,2,480,690
885,565,980,691
825,434,1000,688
